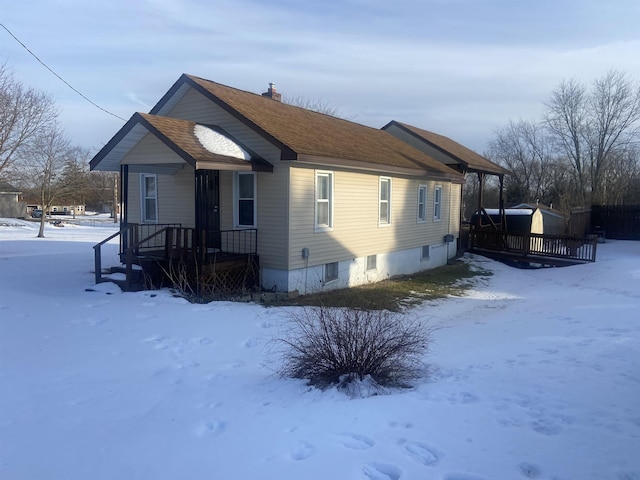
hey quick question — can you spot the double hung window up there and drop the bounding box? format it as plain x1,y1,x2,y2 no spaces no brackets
379,177,391,225
141,174,158,223
434,185,442,221
417,185,427,222
235,172,256,227
315,171,333,230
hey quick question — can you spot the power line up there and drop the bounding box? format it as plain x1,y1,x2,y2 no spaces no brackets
1,22,127,121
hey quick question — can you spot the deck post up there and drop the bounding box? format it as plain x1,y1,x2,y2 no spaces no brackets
94,245,102,284
125,247,133,291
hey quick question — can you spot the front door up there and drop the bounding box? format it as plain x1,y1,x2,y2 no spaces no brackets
195,170,220,249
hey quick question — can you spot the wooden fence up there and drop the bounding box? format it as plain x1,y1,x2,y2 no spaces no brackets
591,205,640,240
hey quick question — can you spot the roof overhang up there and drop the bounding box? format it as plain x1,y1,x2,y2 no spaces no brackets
90,113,273,173
296,154,464,183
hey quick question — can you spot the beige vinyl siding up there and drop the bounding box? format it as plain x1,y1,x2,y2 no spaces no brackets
218,167,289,270
289,167,455,269
122,132,195,226
167,88,283,164
167,88,290,267
449,183,461,236
127,168,195,227
122,133,184,165
158,166,195,227
219,171,233,230
256,165,289,269
127,171,141,222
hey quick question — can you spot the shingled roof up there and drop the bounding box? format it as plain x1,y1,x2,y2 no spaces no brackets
146,74,461,180
382,121,510,176
90,112,272,173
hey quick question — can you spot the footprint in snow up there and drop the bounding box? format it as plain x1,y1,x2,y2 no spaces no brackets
290,441,314,460
400,441,441,466
337,433,375,450
193,419,227,437
362,462,402,480
518,462,542,478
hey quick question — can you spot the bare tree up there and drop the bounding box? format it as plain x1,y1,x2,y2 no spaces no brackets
0,63,57,177
487,120,554,205
545,78,589,206
17,121,76,237
283,95,352,119
545,70,640,206
587,70,640,203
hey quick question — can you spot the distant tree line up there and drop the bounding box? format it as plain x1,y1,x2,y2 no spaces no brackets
0,63,118,237
472,70,640,216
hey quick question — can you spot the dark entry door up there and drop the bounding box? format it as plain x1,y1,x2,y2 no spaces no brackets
195,170,221,249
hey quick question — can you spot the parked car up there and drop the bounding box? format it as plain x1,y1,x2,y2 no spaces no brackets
31,209,43,218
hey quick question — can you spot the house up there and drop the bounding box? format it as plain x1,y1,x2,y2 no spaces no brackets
90,74,464,294
0,181,26,218
26,204,86,217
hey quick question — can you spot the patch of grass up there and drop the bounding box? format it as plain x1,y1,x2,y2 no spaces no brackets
267,260,492,311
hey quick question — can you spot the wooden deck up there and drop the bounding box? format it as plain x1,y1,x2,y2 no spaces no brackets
468,229,598,267
94,224,259,296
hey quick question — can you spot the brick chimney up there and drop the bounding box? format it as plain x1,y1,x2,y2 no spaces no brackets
262,82,282,102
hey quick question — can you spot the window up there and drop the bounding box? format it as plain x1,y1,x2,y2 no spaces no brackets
379,177,391,225
315,171,333,230
235,172,256,227
366,255,377,271
417,185,427,223
325,262,339,282
421,245,430,260
434,185,442,221
141,174,158,223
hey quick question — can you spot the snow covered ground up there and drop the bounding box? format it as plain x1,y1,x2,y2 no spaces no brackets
0,218,639,480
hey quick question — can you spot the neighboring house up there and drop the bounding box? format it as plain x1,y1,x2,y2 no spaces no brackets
26,204,86,216
90,74,464,294
0,181,27,218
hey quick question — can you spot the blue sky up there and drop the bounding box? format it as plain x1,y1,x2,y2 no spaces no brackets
2,0,639,154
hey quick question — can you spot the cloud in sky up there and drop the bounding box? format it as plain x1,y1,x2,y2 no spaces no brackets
2,0,639,153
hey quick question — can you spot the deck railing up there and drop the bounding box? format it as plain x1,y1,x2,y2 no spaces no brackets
469,229,597,263
94,224,258,289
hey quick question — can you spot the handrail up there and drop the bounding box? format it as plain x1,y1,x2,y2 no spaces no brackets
93,224,258,289
124,227,174,290
93,226,132,285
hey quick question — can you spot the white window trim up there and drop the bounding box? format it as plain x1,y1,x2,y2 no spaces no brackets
417,184,427,223
379,176,392,226
433,185,442,221
324,261,339,283
234,172,257,228
366,254,377,271
315,170,334,232
140,174,158,224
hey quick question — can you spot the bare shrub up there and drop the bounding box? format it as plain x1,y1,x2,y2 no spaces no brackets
276,305,432,393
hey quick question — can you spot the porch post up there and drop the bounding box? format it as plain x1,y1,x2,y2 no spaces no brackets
476,172,485,229
498,174,505,232
121,164,129,251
